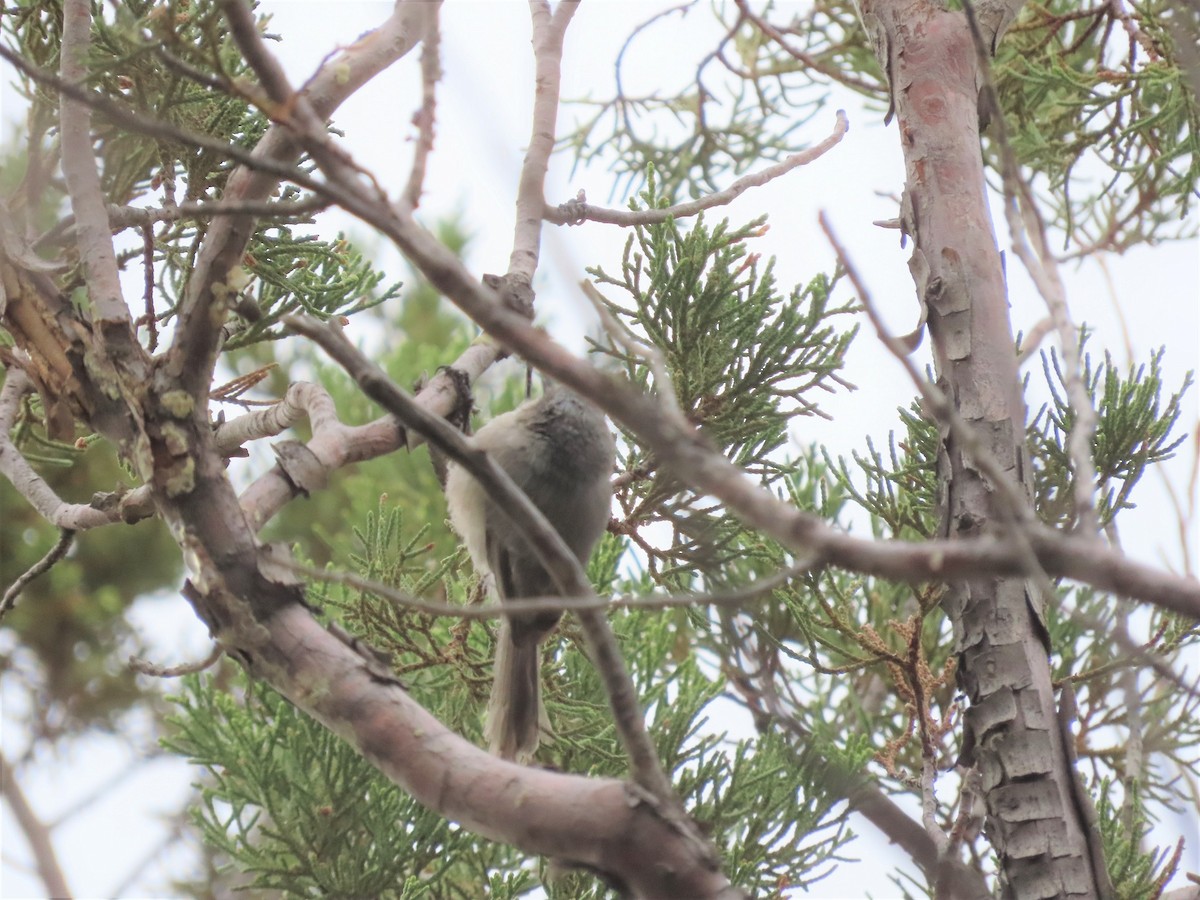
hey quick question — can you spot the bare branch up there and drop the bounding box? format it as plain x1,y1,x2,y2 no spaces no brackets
0,753,72,900
0,528,75,621
545,110,849,227
288,556,803,620
234,345,501,532
225,600,740,898
36,197,329,250
212,381,339,453
284,315,698,827
58,0,135,332
128,645,224,678
403,7,441,212
0,369,121,531
360,200,1200,618
508,0,580,280
139,223,157,352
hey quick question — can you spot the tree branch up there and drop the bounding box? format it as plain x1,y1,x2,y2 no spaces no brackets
165,0,440,400
328,200,1200,619
288,555,802,620
402,6,441,212
0,753,72,900
0,369,121,531
0,527,75,621
225,599,741,898
36,197,329,250
507,0,579,280
284,315,698,830
964,0,1101,537
58,0,136,334
544,110,850,227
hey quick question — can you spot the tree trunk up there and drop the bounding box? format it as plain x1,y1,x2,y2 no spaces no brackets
860,1,1107,895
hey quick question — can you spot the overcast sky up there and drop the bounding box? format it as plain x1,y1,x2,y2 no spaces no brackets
2,2,1197,897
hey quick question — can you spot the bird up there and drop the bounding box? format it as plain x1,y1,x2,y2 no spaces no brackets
445,384,615,762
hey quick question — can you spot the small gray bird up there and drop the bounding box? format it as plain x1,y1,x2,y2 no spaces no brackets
445,384,615,762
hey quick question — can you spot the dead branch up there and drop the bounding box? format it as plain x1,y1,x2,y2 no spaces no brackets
545,110,850,227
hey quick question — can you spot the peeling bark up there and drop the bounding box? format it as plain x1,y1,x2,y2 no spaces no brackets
859,0,1106,895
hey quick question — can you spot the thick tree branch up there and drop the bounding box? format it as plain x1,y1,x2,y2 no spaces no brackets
860,0,1100,893
964,0,1101,538
58,0,136,334
232,601,741,898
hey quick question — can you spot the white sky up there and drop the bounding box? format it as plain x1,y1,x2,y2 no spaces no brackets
2,2,1198,898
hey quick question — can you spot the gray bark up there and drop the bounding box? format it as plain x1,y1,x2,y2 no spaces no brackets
858,1,1108,896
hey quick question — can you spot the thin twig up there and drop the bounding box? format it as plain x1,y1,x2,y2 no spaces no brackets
35,197,328,250
403,6,441,212
128,644,224,678
140,223,157,351
580,280,685,422
290,557,804,619
733,0,882,93
0,529,75,620
545,110,849,227
0,44,331,207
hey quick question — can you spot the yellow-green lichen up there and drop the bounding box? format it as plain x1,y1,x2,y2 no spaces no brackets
163,456,196,497
158,390,195,418
160,421,190,457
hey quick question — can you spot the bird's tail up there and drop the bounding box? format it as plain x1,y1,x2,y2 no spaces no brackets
484,620,548,763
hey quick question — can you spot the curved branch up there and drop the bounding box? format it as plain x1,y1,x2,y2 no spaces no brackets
0,369,121,531
544,109,850,227
241,601,740,898
0,527,74,620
